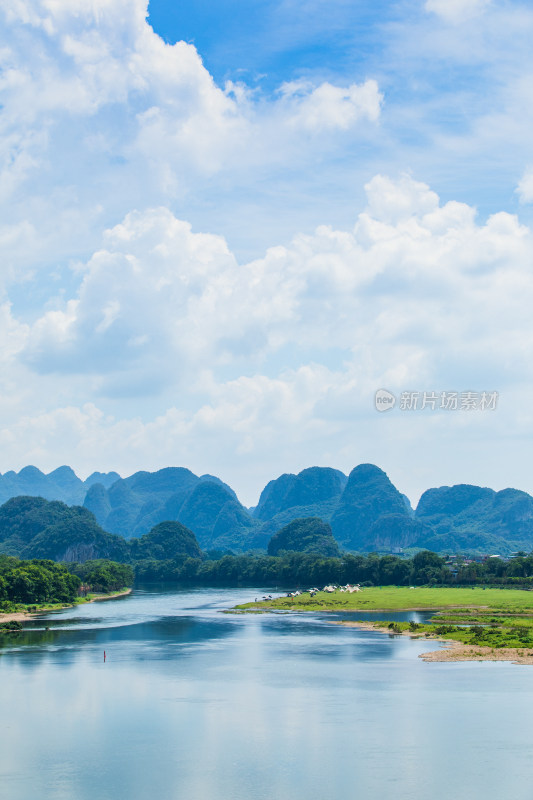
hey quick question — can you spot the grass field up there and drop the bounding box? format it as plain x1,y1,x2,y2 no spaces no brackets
235,585,533,613
234,586,533,652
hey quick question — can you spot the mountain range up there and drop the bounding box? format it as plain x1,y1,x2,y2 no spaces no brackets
0,466,119,507
1,464,533,556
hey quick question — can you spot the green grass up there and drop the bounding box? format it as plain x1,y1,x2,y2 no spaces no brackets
0,600,77,614
235,585,533,613
366,619,533,650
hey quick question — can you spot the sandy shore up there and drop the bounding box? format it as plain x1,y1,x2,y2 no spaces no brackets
0,610,41,623
0,588,133,624
335,620,533,665
88,588,132,603
419,640,533,665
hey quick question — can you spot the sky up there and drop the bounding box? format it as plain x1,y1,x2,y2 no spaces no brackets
1,0,533,507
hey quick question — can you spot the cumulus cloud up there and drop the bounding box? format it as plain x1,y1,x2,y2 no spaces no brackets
20,175,533,406
280,79,382,132
2,1,533,502
0,0,382,284
362,173,440,225
0,0,245,184
3,175,533,501
24,208,237,377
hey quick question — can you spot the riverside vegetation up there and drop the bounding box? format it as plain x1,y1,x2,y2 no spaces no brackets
0,554,134,630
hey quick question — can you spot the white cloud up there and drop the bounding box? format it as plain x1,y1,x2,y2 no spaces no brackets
425,0,492,25
18,175,533,410
363,173,440,225
2,0,533,503
0,302,27,362
517,167,533,204
24,207,237,378
0,360,530,507
0,0,382,284
280,79,382,132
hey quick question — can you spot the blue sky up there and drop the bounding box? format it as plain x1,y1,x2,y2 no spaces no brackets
148,0,391,88
1,0,533,505
148,0,533,224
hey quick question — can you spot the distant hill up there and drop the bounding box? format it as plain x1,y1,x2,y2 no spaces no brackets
254,467,347,521
129,521,202,561
0,466,120,507
249,466,348,549
414,484,533,554
267,517,341,557
330,464,419,551
84,467,261,550
0,497,203,565
252,465,429,554
0,496,128,562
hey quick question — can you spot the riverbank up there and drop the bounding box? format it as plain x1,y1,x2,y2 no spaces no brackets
234,586,533,664
420,640,533,664
87,588,133,603
0,588,132,624
334,619,533,664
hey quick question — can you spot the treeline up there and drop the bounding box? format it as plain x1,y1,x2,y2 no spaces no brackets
0,555,81,606
5,549,533,607
452,552,533,585
68,560,134,593
134,550,533,588
0,555,134,608
134,550,443,587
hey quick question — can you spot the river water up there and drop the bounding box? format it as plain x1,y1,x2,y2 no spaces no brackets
1,586,533,800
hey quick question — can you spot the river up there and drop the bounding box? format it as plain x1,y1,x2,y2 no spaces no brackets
1,586,533,800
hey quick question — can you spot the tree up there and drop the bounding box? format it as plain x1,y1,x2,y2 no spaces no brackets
412,550,445,584
267,517,341,558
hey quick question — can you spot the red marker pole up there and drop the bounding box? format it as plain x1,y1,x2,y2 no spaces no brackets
104,650,106,662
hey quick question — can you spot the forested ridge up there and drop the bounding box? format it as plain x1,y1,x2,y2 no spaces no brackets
3,463,533,555
3,487,533,609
